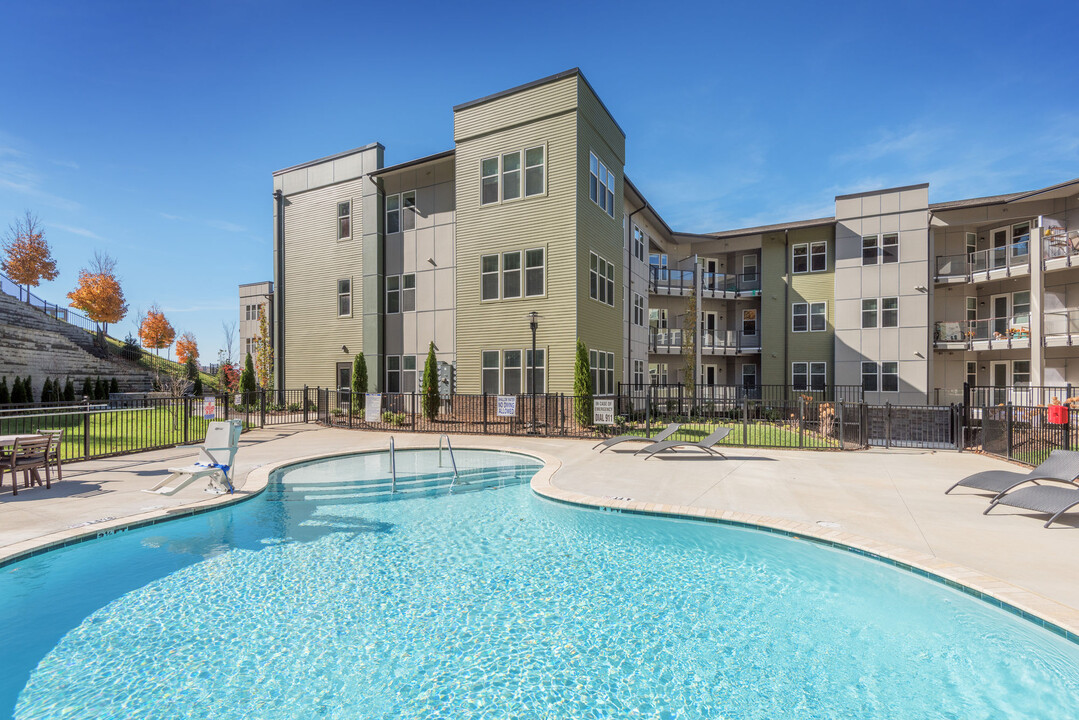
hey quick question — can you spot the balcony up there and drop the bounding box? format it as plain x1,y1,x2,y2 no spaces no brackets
648,266,761,298
1044,308,1079,347
934,240,1030,284
933,315,1031,350
1043,229,1079,272
649,327,760,355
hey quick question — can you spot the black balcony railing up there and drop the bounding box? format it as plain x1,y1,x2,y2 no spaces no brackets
648,266,761,296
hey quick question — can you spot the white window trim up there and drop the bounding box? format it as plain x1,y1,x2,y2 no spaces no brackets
525,347,546,394
862,235,879,266
792,243,809,274
480,254,500,302
481,350,500,395
502,349,523,395
792,362,808,389
881,233,899,264
742,253,758,276
524,246,546,298
880,296,898,328
880,361,899,392
385,193,401,234
337,277,352,318
480,143,548,207
792,302,808,333
861,298,878,329
742,308,757,336
337,199,352,241
632,292,645,326
480,248,547,302
810,241,827,272
590,251,616,307
589,150,617,219
809,301,827,332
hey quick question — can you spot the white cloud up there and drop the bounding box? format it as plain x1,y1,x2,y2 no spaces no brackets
52,223,102,240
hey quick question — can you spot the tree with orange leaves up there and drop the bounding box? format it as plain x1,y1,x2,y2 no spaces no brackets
175,332,199,365
2,211,58,303
67,251,128,342
138,304,176,363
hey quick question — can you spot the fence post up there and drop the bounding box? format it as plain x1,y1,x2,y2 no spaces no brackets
483,392,488,434
678,384,684,418
260,389,266,428
885,402,892,448
742,397,748,447
348,390,353,429
183,396,190,444
302,386,308,423
560,393,565,435
1064,411,1071,452
798,396,805,448
224,391,229,421
646,384,652,437
83,398,91,460
951,403,960,452
411,392,417,429
838,401,845,448
1006,403,1014,459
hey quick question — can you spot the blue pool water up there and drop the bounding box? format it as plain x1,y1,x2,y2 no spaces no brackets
3,448,1079,719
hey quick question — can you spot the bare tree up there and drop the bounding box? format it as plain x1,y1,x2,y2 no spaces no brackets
89,249,118,276
221,320,237,364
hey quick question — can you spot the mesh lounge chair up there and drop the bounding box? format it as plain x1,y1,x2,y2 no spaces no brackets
592,423,682,453
144,420,243,496
984,484,1079,528
635,427,731,460
944,449,1079,499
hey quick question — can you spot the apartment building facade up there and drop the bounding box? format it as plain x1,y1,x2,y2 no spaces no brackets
238,281,272,362
267,68,1079,404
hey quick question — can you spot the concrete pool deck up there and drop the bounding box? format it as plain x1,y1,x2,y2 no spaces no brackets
2,426,1077,636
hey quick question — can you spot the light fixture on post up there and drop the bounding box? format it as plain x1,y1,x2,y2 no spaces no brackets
528,311,542,435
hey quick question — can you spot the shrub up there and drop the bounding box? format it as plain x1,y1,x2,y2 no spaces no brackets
0,377,8,405
24,376,32,403
421,342,439,421
63,378,75,402
331,407,344,417
573,339,593,426
82,377,93,399
94,378,106,400
11,377,25,404
40,378,52,403
121,334,141,361
240,352,257,397
286,402,302,412
192,375,203,396
352,353,368,395
381,410,407,425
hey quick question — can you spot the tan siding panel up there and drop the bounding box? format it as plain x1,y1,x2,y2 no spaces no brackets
454,76,578,143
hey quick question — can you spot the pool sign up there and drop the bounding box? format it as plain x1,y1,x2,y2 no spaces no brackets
365,394,382,423
496,395,517,417
202,396,216,420
593,398,615,425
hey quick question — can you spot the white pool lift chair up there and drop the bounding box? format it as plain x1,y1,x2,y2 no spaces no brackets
144,420,244,496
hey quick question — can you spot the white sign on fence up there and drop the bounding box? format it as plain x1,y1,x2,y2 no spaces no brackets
496,395,517,417
365,393,382,423
202,396,216,420
593,398,615,425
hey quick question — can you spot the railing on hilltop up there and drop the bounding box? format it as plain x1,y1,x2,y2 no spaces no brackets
0,272,101,334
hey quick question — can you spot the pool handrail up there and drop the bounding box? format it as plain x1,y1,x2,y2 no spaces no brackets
441,434,461,490
389,436,397,494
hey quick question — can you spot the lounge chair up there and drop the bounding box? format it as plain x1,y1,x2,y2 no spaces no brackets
144,420,243,496
592,423,682,453
635,427,731,459
984,485,1079,528
944,449,1079,499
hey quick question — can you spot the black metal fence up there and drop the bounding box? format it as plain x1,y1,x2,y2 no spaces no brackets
976,404,1077,466
866,404,961,449
621,383,864,404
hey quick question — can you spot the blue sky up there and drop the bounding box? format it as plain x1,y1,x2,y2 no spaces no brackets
1,0,1076,362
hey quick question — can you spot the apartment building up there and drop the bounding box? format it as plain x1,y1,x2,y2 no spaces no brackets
267,68,1078,404
238,281,272,362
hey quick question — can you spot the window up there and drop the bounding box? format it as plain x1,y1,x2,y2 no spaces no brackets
401,356,417,392
792,244,808,273
793,302,809,332
590,349,615,395
792,362,808,390
810,362,826,389
245,338,255,357
386,194,400,233
810,302,826,331
401,191,416,231
525,349,545,393
965,232,977,257
590,252,615,306
481,157,499,205
524,146,544,197
502,251,521,299
632,226,646,262
966,361,977,388
966,296,977,323
633,293,645,326
810,241,827,272
633,359,645,387
861,299,877,329
481,351,499,394
881,361,898,392
481,254,499,300
589,151,616,218
862,235,878,265
881,233,898,263
742,253,758,281
1012,222,1030,257
503,350,522,395
742,363,757,388
742,309,757,336
386,275,400,313
881,297,898,327
337,201,351,240
1013,360,1030,386
862,361,878,392
649,363,668,385
1012,291,1030,324
650,307,668,328
337,278,351,317
244,304,258,321
525,248,544,296
502,152,521,201
386,356,400,393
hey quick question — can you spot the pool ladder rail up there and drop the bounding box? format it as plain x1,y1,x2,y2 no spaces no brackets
389,436,398,494
440,435,462,491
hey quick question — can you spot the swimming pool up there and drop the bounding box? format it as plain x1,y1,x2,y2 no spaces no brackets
3,447,1079,719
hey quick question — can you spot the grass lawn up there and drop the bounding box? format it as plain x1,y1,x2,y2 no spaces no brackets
103,335,218,389
1,406,247,462
643,421,838,449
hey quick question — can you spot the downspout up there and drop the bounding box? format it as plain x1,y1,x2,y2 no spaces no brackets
272,189,285,392
626,202,647,388
783,229,790,384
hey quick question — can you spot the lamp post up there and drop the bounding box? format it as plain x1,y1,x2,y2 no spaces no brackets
528,311,540,434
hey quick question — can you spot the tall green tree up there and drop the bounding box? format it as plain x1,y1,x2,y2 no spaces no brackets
240,352,258,401
12,377,25,404
183,353,198,381
573,339,593,426
351,353,368,394
82,377,92,399
110,377,119,394
40,378,52,403
421,342,440,420
94,378,106,400
0,377,9,405
193,374,203,396
63,378,75,402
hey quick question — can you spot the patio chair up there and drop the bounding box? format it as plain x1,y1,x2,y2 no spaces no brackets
1,436,51,496
592,423,682,453
983,485,1079,528
39,429,63,484
944,449,1079,499
635,427,731,460
144,420,243,496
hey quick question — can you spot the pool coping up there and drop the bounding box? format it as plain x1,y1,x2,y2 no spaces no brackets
528,464,1079,645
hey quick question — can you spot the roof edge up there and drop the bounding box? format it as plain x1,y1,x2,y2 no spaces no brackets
369,149,455,178
272,142,383,177
835,182,929,201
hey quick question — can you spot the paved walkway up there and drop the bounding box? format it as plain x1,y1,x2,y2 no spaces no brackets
2,426,1076,616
